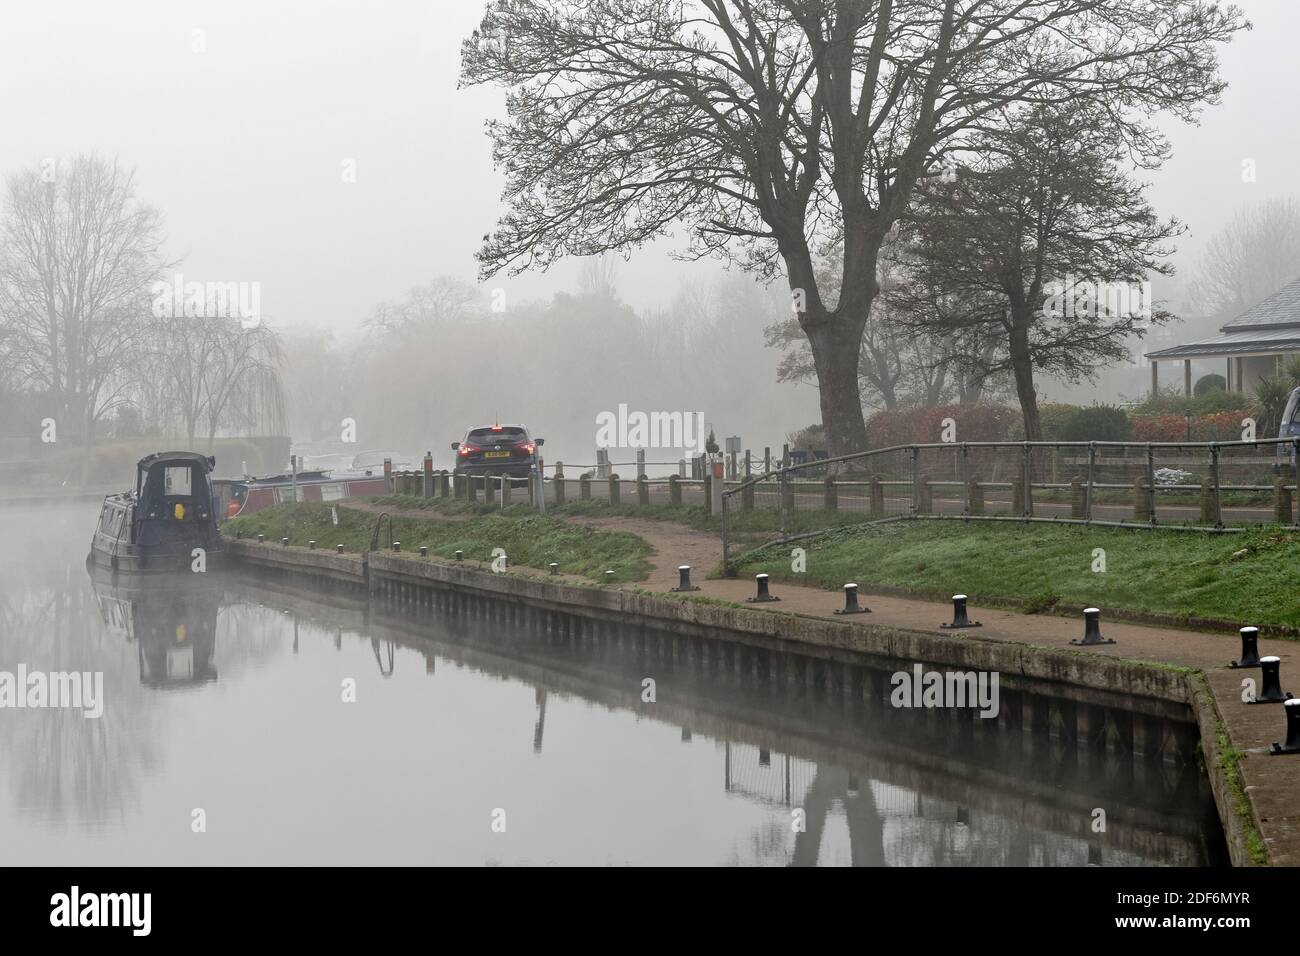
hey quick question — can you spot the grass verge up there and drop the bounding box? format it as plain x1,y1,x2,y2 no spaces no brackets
732,520,1300,630
224,502,653,582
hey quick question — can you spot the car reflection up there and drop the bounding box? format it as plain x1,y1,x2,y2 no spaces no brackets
89,568,219,688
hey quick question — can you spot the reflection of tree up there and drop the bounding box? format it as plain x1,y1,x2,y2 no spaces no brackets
0,517,159,824
0,505,290,827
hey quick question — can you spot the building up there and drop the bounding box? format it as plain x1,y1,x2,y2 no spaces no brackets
1146,276,1300,395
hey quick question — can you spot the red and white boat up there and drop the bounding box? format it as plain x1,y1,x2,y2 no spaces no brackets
214,469,388,519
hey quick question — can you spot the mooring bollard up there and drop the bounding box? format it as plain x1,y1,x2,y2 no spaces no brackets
835,582,870,615
671,565,700,592
605,570,616,582
392,541,401,552
281,536,289,547
257,534,265,543
940,594,981,629
454,550,463,561
308,540,316,550
1249,656,1292,704
336,544,344,553
747,573,780,603
419,545,428,557
1269,698,1300,755
1071,607,1116,646
548,562,558,575
1230,626,1263,668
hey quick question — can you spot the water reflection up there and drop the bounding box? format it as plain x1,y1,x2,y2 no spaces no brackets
0,503,1228,865
90,570,220,687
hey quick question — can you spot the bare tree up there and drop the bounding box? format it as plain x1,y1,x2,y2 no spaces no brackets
0,154,169,443
461,0,1246,455
897,101,1181,440
1190,197,1300,324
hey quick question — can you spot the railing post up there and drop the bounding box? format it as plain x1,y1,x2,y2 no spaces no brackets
499,474,511,508
960,443,970,516
668,473,681,506
1210,445,1222,529
910,447,920,517
608,473,621,506
779,468,790,538
869,476,884,516
823,474,837,511
636,448,646,480
1085,443,1096,523
1021,443,1033,519
554,462,566,505
423,452,433,498
638,475,650,506
721,488,732,575
1145,444,1157,526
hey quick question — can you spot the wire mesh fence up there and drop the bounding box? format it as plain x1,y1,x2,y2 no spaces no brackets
721,439,1300,571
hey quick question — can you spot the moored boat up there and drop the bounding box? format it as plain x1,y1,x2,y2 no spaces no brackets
213,469,388,518
88,451,226,573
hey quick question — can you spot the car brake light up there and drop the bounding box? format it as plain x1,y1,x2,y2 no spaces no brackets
521,443,535,454
459,444,479,456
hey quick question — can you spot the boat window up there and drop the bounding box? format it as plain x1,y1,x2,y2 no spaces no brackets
164,466,192,496
99,509,116,533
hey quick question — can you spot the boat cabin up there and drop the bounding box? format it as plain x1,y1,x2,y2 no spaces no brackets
89,451,226,572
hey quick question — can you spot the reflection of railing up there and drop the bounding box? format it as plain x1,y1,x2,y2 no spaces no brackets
371,638,394,677
721,438,1300,571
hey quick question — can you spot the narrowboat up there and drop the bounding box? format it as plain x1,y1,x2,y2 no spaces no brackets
214,468,388,518
88,451,226,573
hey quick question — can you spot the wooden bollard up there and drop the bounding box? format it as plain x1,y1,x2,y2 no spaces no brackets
668,474,681,506
869,476,884,515
1200,477,1219,526
638,475,650,506
1275,477,1292,524
1133,477,1150,522
580,476,591,500
608,474,621,505
823,475,837,511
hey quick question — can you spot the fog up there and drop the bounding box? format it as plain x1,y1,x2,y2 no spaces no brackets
1,0,1297,473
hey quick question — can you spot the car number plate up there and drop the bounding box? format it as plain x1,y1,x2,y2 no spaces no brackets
485,451,511,458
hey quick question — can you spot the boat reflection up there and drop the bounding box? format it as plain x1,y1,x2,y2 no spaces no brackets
89,569,219,687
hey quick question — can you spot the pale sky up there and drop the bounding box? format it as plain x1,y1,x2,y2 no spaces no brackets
0,0,1295,337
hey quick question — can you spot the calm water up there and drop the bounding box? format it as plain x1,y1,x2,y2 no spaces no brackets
0,502,1225,866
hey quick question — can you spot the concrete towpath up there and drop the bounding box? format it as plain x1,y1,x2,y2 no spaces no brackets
345,502,1298,864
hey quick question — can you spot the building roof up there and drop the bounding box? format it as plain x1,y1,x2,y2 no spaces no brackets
1222,276,1300,330
1147,276,1300,359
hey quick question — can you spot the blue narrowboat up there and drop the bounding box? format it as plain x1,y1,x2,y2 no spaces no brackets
88,451,226,573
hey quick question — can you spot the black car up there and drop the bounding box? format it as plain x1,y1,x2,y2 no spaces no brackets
452,424,544,478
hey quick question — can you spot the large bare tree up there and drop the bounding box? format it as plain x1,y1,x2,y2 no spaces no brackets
0,155,169,443
460,0,1245,456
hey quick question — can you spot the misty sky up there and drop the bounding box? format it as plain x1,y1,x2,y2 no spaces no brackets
1,0,1295,339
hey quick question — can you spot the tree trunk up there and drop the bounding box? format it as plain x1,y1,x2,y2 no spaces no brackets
805,312,870,458
1008,318,1041,441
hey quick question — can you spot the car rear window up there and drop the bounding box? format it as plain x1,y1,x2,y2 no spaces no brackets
467,427,527,441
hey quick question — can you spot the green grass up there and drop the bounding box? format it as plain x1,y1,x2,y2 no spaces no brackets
225,502,653,582
732,520,1300,630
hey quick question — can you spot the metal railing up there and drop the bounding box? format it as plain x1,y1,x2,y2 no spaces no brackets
720,438,1300,573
